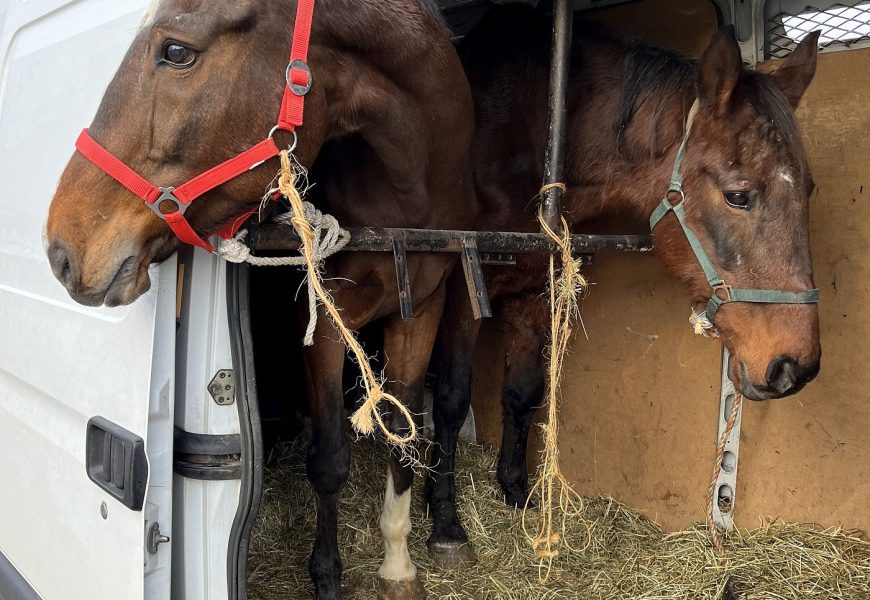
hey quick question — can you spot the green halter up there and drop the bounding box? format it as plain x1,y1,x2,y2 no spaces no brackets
649,100,820,323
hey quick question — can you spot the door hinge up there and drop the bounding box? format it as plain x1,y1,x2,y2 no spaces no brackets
208,369,236,405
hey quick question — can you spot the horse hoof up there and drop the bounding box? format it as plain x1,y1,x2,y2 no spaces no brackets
502,484,533,509
427,540,477,568
377,576,427,600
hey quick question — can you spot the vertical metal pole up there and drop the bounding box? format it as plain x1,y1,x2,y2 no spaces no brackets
712,348,743,532
540,0,574,232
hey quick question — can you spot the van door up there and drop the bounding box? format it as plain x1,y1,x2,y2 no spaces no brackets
0,2,174,600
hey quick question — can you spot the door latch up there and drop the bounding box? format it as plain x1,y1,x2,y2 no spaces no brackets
146,521,170,555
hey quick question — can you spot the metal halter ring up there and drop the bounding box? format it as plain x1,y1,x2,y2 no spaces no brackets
268,126,299,153
285,59,312,96
666,188,686,205
149,187,188,218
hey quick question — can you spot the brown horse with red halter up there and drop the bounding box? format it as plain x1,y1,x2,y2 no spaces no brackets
426,5,821,564
45,1,475,598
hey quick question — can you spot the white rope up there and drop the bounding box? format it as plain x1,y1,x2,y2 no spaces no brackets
217,197,351,346
689,308,719,338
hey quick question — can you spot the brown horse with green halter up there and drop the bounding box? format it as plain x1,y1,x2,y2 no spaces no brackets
44,1,475,598
426,5,821,564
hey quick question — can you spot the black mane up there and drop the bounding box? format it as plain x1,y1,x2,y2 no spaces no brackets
614,31,807,175
616,41,694,135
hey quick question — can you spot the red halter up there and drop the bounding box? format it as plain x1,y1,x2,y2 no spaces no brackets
74,0,316,253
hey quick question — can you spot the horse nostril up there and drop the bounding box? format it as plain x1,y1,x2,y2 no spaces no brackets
766,356,799,395
47,241,75,287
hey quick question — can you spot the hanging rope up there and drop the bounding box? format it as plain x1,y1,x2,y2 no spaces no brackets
706,391,743,555
276,150,416,444
219,151,416,445
522,194,590,580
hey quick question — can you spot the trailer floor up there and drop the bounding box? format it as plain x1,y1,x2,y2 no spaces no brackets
247,437,870,600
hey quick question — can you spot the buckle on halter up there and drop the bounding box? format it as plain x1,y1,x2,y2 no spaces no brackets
712,282,733,303
149,187,187,218
286,59,312,96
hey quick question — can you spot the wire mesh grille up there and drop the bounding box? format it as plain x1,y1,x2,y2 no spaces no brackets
767,2,870,58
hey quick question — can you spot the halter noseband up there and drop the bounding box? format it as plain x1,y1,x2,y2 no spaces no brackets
73,0,317,253
649,100,820,323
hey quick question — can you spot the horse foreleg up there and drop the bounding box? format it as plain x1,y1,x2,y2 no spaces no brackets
376,290,445,600
425,269,480,567
303,308,351,600
498,294,547,508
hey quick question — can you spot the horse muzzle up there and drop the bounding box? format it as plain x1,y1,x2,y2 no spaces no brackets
47,240,147,307
738,356,821,401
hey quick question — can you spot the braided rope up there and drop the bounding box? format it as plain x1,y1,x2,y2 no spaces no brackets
274,150,416,445
522,184,591,580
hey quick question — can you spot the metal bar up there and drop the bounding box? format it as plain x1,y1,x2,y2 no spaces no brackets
711,348,743,532
539,0,574,231
460,237,493,320
252,225,653,255
392,235,414,320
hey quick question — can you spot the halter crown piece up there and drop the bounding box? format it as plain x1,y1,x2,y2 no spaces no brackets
649,100,820,323
73,0,317,253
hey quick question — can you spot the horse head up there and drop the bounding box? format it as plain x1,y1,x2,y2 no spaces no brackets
45,0,325,306
655,28,821,400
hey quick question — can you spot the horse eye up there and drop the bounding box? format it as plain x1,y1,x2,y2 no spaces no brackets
723,191,752,210
161,42,197,68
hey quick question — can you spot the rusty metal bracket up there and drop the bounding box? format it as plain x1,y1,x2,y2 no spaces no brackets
393,235,414,320
461,237,493,320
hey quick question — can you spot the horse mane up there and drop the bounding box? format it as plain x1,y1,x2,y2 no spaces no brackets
615,39,694,137
612,29,807,174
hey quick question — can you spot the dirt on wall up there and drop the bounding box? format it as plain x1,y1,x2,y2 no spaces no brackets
470,15,870,532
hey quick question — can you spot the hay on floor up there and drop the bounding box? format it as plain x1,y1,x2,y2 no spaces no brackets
247,439,870,600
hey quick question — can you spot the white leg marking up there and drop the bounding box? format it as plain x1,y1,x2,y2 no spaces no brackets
378,469,417,581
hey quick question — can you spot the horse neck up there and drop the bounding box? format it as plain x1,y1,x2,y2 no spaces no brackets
288,0,459,211
566,57,696,224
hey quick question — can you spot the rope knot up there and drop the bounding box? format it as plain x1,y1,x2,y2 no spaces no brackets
690,309,719,338
217,234,253,264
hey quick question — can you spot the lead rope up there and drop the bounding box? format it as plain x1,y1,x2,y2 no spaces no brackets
221,150,416,445
277,150,417,444
522,200,591,581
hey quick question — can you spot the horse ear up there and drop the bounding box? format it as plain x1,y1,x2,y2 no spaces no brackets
770,31,820,108
697,26,742,115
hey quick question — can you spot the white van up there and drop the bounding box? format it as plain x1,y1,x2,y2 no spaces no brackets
0,2,254,599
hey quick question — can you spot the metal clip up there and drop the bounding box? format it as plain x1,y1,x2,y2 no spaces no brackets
712,283,733,303
148,187,187,218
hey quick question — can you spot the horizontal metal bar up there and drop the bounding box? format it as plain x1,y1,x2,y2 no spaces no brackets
251,225,654,255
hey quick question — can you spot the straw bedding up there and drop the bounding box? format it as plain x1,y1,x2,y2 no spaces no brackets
248,438,870,600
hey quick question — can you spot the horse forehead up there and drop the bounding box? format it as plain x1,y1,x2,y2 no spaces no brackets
144,0,215,28
732,118,797,172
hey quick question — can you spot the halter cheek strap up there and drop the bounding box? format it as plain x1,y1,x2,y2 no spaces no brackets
649,100,820,322
74,0,317,253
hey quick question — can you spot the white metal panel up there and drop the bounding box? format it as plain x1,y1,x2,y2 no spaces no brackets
0,2,171,600
172,251,241,600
